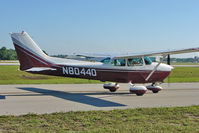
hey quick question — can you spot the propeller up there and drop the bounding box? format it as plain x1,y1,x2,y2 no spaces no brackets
167,54,171,86
167,54,170,65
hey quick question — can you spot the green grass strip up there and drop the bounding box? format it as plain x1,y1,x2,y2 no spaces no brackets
165,67,199,83
0,106,199,132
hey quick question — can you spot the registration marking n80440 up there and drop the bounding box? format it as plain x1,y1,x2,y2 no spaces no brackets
62,67,97,77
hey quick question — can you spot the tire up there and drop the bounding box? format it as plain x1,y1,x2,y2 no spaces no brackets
109,88,117,92
136,93,144,96
152,90,159,93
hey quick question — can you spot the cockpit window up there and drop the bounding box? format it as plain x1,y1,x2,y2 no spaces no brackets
101,57,111,64
128,57,143,66
112,59,126,66
101,56,151,66
144,56,152,65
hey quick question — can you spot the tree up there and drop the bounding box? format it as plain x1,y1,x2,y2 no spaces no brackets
0,47,17,60
0,47,8,60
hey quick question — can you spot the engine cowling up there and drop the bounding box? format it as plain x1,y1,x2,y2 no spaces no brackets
146,85,163,93
129,86,147,96
103,83,120,92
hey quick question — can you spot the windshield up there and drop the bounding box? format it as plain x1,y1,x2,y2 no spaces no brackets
144,56,152,65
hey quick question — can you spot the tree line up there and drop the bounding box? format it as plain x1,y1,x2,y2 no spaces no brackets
0,47,17,60
0,46,49,60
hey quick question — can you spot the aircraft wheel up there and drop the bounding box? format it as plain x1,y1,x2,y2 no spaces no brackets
146,85,162,94
109,88,117,92
136,93,144,96
103,83,119,92
152,90,159,93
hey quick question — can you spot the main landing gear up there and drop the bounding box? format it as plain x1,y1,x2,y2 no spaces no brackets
146,83,163,93
129,83,163,95
103,83,120,92
103,82,163,96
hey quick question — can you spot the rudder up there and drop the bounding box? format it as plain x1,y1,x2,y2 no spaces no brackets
10,31,52,70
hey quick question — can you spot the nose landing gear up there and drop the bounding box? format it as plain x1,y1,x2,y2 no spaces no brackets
146,83,163,93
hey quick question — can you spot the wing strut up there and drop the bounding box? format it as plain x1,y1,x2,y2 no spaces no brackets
145,55,167,81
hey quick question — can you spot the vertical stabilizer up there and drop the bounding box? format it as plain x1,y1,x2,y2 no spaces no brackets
10,31,52,70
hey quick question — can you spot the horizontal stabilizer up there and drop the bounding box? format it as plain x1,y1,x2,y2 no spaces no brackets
25,67,57,72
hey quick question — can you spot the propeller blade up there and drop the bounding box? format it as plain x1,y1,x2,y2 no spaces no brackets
167,54,171,86
167,54,170,65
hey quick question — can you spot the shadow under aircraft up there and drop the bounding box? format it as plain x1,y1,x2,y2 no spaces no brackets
13,87,127,107
0,95,5,99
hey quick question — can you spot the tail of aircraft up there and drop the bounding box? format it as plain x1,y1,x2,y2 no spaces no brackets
10,31,52,70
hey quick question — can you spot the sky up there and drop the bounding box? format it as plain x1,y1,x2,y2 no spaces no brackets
1,0,199,57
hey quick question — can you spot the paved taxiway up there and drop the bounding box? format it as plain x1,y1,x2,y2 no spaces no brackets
0,83,199,115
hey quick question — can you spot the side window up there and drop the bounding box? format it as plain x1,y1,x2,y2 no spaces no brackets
112,59,126,66
144,56,152,65
128,58,143,66
101,57,111,64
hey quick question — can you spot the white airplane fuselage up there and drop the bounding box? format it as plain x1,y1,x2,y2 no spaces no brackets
11,32,173,84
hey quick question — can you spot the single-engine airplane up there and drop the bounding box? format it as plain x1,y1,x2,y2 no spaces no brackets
10,31,199,96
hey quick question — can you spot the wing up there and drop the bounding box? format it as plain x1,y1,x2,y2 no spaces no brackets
114,47,199,59
76,53,112,58
72,53,112,62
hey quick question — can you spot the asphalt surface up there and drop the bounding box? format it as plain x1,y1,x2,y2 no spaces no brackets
0,83,199,115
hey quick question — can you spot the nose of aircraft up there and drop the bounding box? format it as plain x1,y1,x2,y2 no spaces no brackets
159,63,174,71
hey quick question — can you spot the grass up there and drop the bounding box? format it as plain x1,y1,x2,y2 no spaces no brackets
165,67,199,83
0,106,199,132
1,65,199,84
